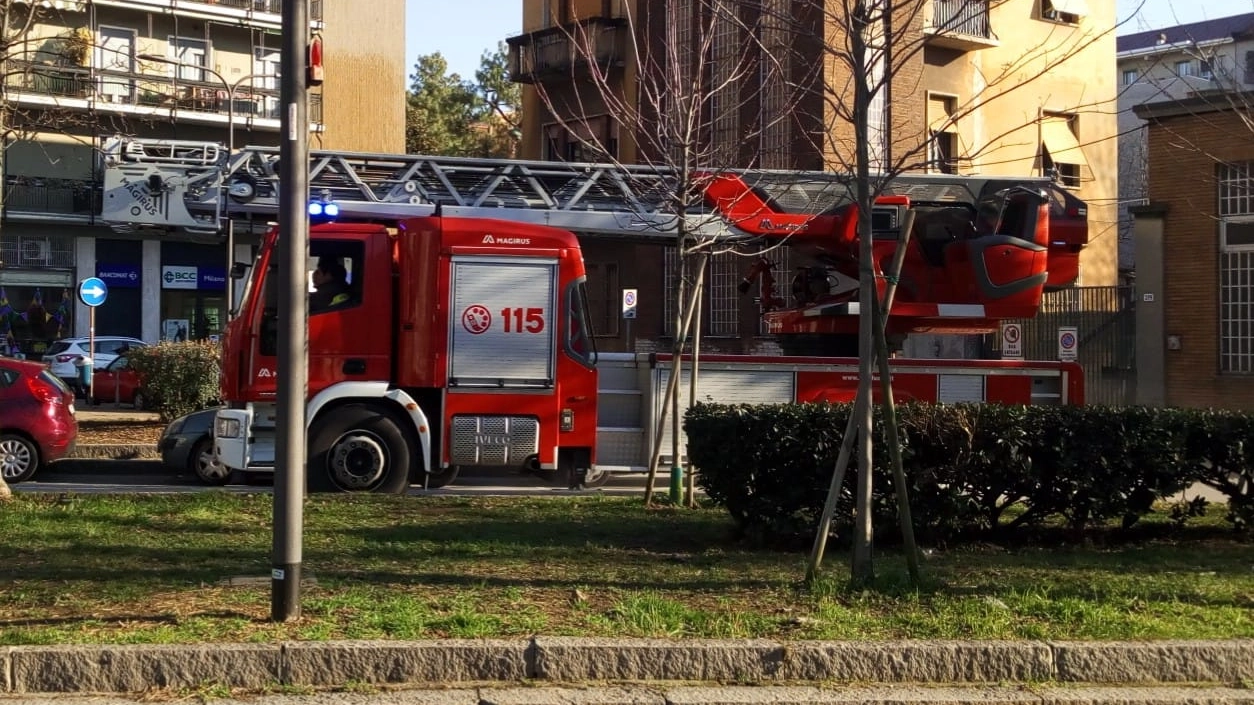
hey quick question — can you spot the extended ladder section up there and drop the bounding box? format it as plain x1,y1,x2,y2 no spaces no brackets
100,137,733,238
99,136,1054,241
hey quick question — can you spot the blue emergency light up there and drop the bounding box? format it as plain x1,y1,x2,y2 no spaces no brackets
308,200,340,223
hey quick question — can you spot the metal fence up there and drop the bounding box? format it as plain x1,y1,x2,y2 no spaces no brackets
993,286,1136,406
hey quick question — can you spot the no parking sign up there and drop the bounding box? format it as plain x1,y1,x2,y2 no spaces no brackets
622,288,638,320
1000,322,1023,359
1057,326,1078,362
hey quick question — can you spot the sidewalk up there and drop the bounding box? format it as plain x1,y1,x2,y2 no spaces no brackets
71,404,164,460
75,404,162,424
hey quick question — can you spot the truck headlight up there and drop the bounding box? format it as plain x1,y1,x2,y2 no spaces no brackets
216,417,242,439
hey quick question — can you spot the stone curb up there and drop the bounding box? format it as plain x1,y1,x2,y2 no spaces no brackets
2,686,1253,705
67,444,161,460
3,640,1253,694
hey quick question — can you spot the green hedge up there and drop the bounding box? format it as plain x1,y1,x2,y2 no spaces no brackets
684,403,1254,545
127,341,221,421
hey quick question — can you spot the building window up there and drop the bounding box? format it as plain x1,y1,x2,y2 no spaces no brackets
928,94,959,174
757,245,792,336
1122,68,1139,85
542,116,618,162
584,261,620,337
1219,163,1254,373
1199,59,1214,80
661,247,741,338
707,251,739,337
1042,0,1086,24
1175,60,1194,77
1245,51,1254,84
95,26,135,103
1040,113,1086,188
166,36,209,82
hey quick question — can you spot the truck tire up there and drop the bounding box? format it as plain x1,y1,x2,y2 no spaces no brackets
307,405,411,494
420,464,460,489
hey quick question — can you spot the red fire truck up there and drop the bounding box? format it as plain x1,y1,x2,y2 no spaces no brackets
100,138,1088,492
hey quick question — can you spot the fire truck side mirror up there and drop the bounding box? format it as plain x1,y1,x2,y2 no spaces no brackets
307,35,324,86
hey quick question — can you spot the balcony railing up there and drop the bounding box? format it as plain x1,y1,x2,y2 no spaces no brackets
3,60,323,123
3,177,101,220
88,0,322,22
925,0,997,51
507,16,627,84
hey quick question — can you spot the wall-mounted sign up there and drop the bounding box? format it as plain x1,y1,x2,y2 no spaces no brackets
161,265,198,290
198,266,226,291
96,263,141,289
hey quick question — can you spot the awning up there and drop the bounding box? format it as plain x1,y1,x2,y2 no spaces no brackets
929,96,954,133
1040,116,1088,168
1049,0,1089,18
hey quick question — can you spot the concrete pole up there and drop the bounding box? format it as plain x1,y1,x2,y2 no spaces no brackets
272,0,309,622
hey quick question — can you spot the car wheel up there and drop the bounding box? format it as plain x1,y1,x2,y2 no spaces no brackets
189,437,232,486
308,405,410,494
0,434,41,483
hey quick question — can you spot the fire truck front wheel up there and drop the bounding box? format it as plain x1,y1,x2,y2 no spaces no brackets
307,405,411,494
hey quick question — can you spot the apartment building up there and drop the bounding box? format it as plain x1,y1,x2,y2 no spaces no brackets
1131,96,1254,410
507,0,1118,356
0,0,405,357
1116,12,1254,280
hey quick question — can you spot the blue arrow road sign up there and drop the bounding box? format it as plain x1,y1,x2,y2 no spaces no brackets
78,277,108,307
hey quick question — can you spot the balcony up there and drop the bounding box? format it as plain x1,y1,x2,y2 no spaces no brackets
924,0,998,51
3,61,323,125
2,177,101,223
507,16,628,84
84,0,323,29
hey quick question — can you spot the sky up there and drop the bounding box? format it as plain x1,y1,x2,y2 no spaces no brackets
403,0,1254,82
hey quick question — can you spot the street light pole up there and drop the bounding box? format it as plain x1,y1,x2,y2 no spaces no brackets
137,54,275,320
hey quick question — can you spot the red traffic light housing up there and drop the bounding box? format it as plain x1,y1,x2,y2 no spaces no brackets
307,34,324,86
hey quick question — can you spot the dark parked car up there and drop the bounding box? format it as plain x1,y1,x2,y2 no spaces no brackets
0,357,77,483
159,407,231,485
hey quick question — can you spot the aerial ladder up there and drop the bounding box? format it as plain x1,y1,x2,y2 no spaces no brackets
99,137,1088,351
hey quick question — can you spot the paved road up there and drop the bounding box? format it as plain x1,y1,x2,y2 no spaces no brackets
22,459,672,497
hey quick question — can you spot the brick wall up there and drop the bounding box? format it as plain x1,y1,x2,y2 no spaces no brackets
1145,108,1254,410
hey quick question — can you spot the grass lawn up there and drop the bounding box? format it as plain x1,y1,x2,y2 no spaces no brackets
1,492,1251,645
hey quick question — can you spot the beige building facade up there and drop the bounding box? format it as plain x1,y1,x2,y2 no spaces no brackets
508,0,1118,354
0,0,405,355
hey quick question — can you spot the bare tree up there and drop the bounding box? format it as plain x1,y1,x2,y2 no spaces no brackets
525,0,812,505
766,0,1118,583
524,0,1115,582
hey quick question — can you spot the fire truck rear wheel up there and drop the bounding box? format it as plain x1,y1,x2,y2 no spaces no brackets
308,405,411,494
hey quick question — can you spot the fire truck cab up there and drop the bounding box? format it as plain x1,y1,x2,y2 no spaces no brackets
213,216,600,492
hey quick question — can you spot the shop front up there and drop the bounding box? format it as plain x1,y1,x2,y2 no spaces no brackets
160,241,227,342
0,269,75,358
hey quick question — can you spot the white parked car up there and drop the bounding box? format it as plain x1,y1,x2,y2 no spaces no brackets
42,336,148,391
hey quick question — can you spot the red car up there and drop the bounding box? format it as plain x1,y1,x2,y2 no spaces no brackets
91,355,146,408
0,357,77,483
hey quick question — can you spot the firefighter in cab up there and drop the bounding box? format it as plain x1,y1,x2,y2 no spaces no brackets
310,257,352,311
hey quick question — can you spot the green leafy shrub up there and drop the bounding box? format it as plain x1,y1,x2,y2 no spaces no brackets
685,402,1254,545
127,341,221,421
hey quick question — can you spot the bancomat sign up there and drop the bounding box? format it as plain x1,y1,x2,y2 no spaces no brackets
161,265,199,290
